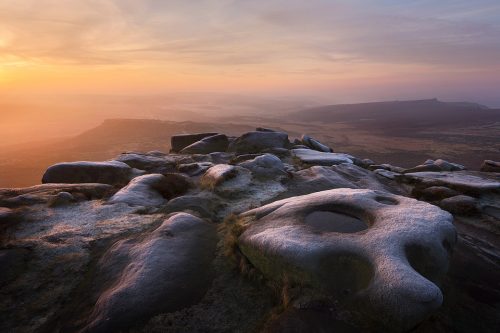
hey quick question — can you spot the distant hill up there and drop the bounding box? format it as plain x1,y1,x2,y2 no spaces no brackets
289,99,500,133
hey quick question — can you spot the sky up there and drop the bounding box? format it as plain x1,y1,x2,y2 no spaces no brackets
1,0,500,105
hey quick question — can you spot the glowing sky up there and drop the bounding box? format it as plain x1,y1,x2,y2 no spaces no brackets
1,0,500,105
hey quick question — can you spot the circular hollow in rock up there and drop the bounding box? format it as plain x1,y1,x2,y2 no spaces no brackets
305,211,368,233
374,196,399,205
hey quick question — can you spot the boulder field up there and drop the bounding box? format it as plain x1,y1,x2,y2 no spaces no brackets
1,128,499,333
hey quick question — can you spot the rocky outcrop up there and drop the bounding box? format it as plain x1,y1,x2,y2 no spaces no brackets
2,127,499,333
42,161,143,186
84,213,217,333
228,131,289,154
180,134,229,154
238,188,456,332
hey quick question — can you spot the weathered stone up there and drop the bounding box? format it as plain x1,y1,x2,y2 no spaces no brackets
200,164,252,196
238,189,456,332
178,162,214,176
480,160,500,173
48,191,76,207
42,161,143,186
413,186,460,202
239,154,288,180
0,183,115,208
398,171,500,195
292,149,353,166
84,213,217,333
170,133,219,152
180,134,229,154
163,193,222,219
438,195,479,216
115,152,176,173
109,173,191,207
228,131,289,154
404,159,465,173
301,134,332,152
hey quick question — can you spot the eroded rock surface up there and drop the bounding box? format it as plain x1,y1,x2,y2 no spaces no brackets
180,134,229,154
228,131,289,154
238,188,456,332
83,213,217,333
42,161,143,186
1,128,499,333
292,148,354,166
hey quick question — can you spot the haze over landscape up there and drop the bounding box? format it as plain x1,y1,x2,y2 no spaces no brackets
1,2,500,333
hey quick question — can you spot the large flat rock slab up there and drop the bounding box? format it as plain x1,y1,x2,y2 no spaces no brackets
238,188,456,331
399,171,500,195
292,148,354,166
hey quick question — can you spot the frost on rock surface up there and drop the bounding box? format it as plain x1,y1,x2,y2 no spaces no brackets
238,188,456,332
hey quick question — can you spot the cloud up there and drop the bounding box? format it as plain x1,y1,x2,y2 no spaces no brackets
1,0,499,70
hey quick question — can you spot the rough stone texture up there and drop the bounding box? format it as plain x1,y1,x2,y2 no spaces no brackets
238,189,456,332
228,131,289,154
42,161,143,186
0,207,15,222
180,134,229,154
480,160,500,173
0,183,115,208
369,163,406,173
162,193,222,219
83,213,217,333
170,133,219,152
438,195,479,216
292,148,354,166
109,173,192,207
413,186,460,202
178,162,214,176
0,199,162,333
238,154,288,180
108,174,170,207
0,248,30,286
398,171,500,195
301,134,333,152
48,191,76,207
404,159,465,173
200,164,252,196
115,152,176,173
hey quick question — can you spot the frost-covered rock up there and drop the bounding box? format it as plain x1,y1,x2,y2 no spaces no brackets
238,188,456,332
84,213,217,333
238,154,288,179
292,148,354,166
109,173,191,207
200,164,252,196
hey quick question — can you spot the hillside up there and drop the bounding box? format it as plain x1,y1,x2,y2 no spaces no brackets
289,99,500,133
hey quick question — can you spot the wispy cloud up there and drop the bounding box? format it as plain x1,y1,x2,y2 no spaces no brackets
1,0,499,104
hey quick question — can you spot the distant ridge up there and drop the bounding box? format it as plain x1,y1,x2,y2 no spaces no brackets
289,98,498,130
